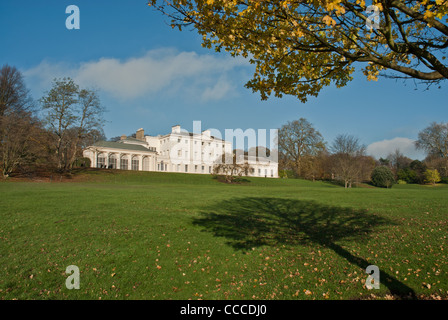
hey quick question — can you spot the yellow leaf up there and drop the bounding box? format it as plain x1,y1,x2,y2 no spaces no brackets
322,15,336,27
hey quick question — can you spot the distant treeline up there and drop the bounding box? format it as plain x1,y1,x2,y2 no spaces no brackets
277,118,447,188
0,64,105,179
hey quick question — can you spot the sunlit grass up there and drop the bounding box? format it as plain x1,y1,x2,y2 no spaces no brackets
0,169,447,300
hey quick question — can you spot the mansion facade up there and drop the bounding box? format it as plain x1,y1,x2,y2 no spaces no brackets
83,125,278,178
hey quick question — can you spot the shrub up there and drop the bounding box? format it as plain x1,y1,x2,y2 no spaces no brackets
409,160,427,184
424,169,441,185
397,179,407,184
371,166,395,188
397,168,417,184
279,170,297,178
73,157,91,168
278,170,288,178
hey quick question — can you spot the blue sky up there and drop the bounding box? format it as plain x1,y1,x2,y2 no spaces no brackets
1,0,447,159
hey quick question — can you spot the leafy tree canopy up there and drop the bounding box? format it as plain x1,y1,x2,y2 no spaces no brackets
371,165,396,188
149,0,448,102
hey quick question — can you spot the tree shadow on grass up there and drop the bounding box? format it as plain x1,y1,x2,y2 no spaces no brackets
193,197,416,299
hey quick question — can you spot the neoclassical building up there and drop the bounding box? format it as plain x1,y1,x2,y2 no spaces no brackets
83,125,278,178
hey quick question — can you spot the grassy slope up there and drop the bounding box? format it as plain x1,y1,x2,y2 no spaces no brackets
0,169,447,300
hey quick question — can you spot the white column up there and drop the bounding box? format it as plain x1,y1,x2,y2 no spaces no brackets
92,150,97,168
105,152,109,168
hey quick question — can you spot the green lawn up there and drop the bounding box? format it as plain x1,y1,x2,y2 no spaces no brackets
0,170,447,300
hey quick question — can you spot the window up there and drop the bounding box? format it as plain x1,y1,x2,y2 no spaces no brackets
178,150,182,157
143,157,149,171
177,164,180,172
178,138,181,143
209,166,211,173
201,166,204,173
185,151,188,158
258,169,261,176
271,170,274,177
132,159,139,171
109,156,117,169
185,140,188,144
185,165,188,172
97,155,106,168
195,165,198,172
120,158,128,170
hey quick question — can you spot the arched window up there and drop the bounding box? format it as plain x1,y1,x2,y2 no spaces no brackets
97,154,106,168
131,156,139,171
120,155,129,170
142,157,150,171
109,154,118,169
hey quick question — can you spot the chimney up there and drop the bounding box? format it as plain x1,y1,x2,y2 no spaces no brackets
172,125,181,134
202,129,211,137
136,128,145,141
121,134,127,140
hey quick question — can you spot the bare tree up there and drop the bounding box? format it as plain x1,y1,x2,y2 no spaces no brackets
40,78,105,171
0,64,33,116
67,89,105,169
425,154,448,178
0,112,42,178
278,118,325,177
330,134,367,188
416,122,448,159
0,65,38,178
416,122,448,178
213,153,251,183
301,151,329,182
387,148,412,178
40,78,79,171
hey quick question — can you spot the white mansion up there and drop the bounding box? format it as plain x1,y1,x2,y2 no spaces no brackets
83,125,278,178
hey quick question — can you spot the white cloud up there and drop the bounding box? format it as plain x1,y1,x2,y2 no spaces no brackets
23,61,74,95
201,76,234,102
23,48,249,102
366,137,425,160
